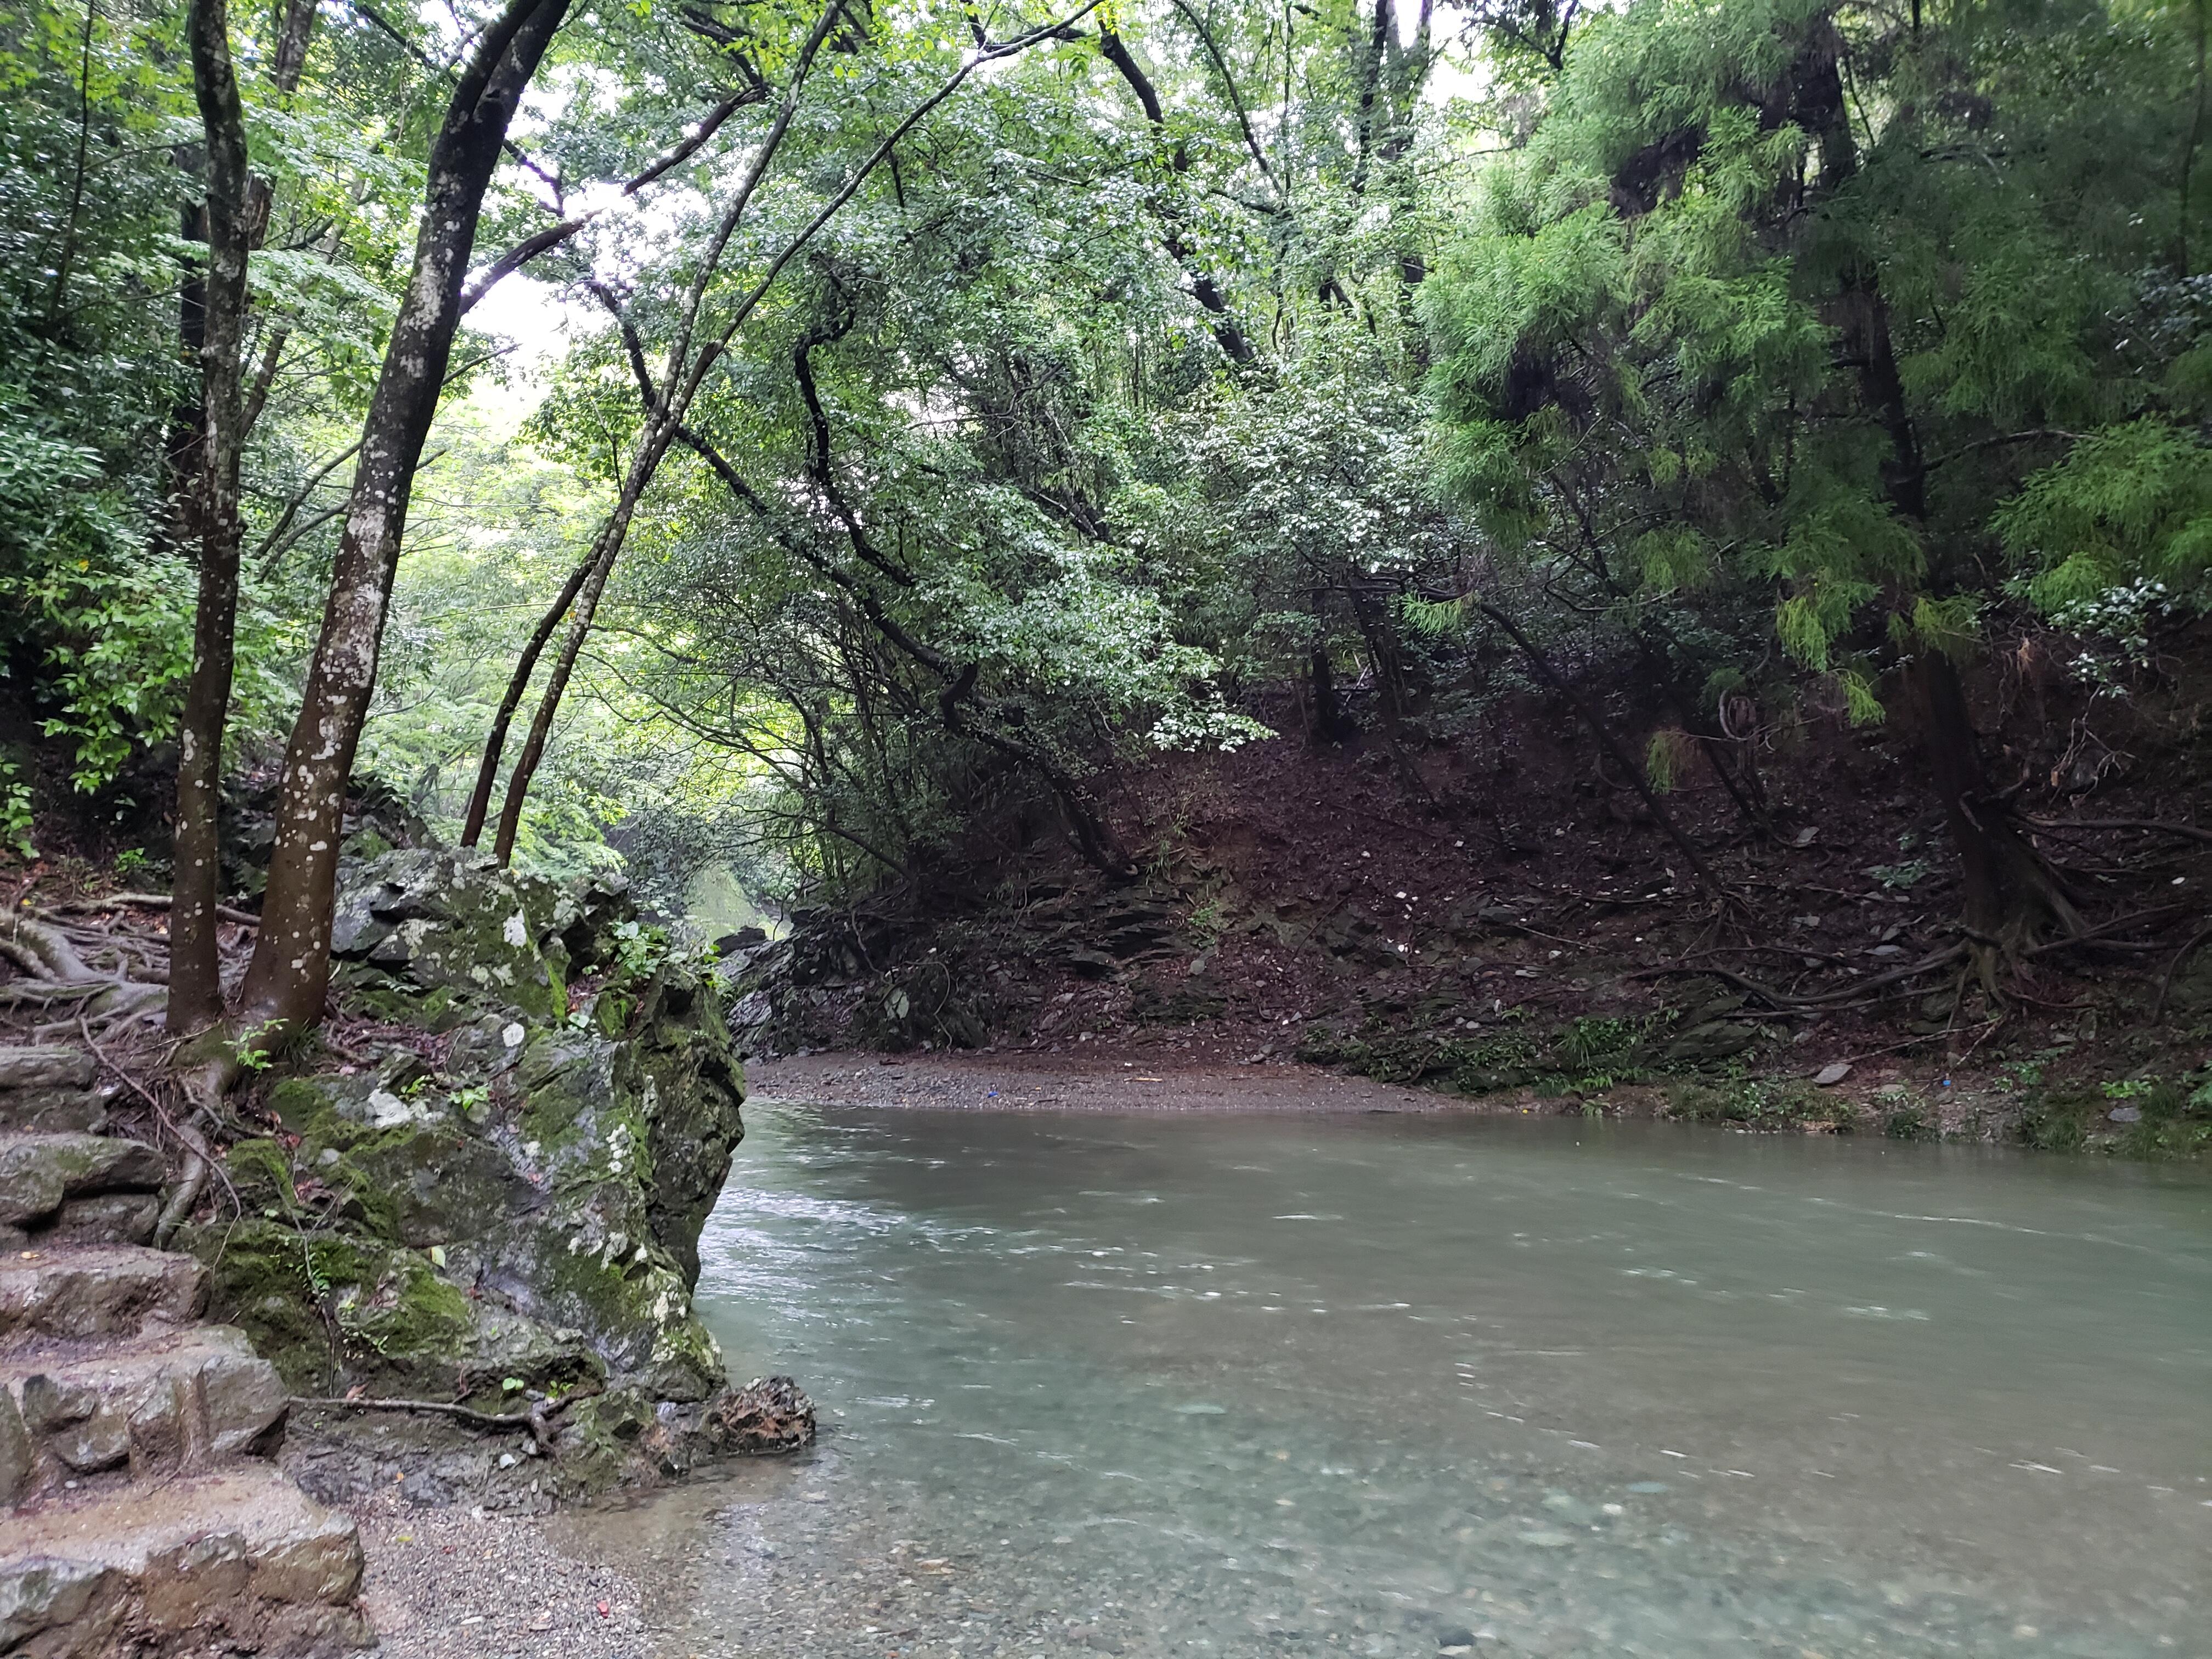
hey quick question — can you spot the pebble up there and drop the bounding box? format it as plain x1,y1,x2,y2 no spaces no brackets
349,1489,645,1659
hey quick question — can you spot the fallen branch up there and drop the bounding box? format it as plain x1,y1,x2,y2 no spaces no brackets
288,1394,558,1441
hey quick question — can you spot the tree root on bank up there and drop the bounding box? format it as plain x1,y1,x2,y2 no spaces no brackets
2155,919,2212,1016
289,1393,571,1455
57,892,261,927
1632,941,1969,1013
74,1012,233,1249
0,914,104,984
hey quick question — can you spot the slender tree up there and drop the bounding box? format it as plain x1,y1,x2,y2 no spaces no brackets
169,0,318,1036
229,0,573,1042
168,0,252,1035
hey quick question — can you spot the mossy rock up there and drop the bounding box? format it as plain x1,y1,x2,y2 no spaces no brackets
195,851,748,1440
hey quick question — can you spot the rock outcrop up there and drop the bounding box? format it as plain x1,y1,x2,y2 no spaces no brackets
0,1054,368,1657
188,848,809,1498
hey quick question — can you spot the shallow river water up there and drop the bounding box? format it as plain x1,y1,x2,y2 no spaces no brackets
603,1105,2210,1659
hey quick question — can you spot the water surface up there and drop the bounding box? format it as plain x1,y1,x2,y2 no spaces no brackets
646,1107,2211,1657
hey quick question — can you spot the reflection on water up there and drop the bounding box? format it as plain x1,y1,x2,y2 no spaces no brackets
640,1108,2211,1657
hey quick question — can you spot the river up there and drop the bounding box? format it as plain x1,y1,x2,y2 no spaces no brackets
590,1105,2210,1658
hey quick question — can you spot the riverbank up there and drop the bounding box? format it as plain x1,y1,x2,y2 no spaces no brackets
743,1049,2108,1149
748,1049,1480,1113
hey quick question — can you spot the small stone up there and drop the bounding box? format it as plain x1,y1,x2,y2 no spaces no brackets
1813,1062,1853,1087
2107,1106,2142,1123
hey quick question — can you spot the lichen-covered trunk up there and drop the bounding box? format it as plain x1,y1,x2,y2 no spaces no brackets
235,0,571,1038
168,0,252,1036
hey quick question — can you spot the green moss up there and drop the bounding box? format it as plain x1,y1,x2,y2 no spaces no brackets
1666,1078,1855,1131
345,1253,473,1358
593,988,634,1037
2018,1087,2098,1153
263,1077,344,1137
225,1138,300,1216
338,978,460,1029
188,1219,370,1390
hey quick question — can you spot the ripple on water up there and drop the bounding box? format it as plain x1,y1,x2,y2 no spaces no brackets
603,1106,2211,1659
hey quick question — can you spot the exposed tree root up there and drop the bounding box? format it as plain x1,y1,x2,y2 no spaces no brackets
2155,919,2212,1016
1633,941,1968,1012
2024,816,2212,848
58,892,261,927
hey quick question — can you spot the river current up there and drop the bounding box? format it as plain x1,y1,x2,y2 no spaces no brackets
605,1105,2211,1658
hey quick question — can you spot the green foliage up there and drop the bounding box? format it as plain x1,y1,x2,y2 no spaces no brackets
0,758,33,859
1999,420,2212,615
1667,1076,1855,1131
3,0,2202,951
1644,729,1692,793
1425,0,2205,744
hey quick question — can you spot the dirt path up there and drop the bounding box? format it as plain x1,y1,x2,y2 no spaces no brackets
747,1049,1533,1114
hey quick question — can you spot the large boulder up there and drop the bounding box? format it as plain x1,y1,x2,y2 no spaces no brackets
185,849,768,1496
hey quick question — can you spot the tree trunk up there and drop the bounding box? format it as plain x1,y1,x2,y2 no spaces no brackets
1096,27,1253,364
489,434,669,864
234,0,571,1039
1307,588,1345,745
477,8,1087,858
1910,651,2081,974
167,0,251,1037
458,543,601,847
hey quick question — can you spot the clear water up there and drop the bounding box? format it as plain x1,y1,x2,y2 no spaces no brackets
630,1106,2212,1658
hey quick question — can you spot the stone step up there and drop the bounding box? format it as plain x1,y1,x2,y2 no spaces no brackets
0,1048,97,1093
0,1463,368,1656
0,1247,206,1347
0,1086,112,1136
0,1134,163,1241
0,1325,289,1502
39,1192,159,1249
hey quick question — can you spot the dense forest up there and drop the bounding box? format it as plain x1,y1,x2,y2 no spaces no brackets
3,0,2210,1647
2,0,2209,1092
